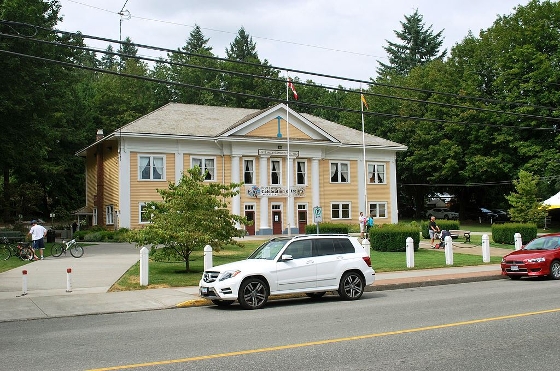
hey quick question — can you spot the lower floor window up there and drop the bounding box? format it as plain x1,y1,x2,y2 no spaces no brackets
331,202,350,219
369,202,387,218
106,205,114,225
139,203,151,223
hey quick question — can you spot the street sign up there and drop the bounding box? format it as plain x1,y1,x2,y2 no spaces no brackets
313,206,323,223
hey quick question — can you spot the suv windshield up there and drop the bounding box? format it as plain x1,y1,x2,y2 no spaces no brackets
525,236,560,251
248,239,289,260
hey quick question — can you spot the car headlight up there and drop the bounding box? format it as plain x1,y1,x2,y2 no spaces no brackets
501,258,505,263
219,270,241,281
525,257,546,263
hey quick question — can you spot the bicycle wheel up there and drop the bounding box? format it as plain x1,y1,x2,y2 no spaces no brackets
51,243,64,257
20,246,34,261
0,245,11,260
69,243,84,258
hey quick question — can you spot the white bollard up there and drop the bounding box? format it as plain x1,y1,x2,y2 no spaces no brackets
444,235,453,265
361,239,371,258
482,234,490,263
66,268,72,292
204,245,213,270
140,246,149,286
406,237,414,268
514,233,522,251
22,270,28,296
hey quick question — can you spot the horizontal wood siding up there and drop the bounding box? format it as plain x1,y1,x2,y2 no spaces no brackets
104,147,119,208
247,119,310,139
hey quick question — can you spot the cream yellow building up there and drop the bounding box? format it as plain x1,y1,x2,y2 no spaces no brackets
77,103,407,234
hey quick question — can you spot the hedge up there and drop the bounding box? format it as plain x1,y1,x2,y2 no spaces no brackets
305,223,349,234
369,224,421,252
492,223,537,244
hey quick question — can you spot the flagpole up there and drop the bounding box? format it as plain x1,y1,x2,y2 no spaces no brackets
361,89,368,218
286,75,291,236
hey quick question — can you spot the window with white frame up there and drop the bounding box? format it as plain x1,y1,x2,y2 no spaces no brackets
331,202,350,219
139,202,151,223
368,163,386,184
243,159,255,184
139,155,165,180
296,160,307,185
105,205,114,225
192,157,215,181
330,162,349,183
270,159,282,185
369,202,387,218
92,207,98,226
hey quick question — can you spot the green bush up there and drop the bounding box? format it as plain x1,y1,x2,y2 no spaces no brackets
420,220,460,239
73,227,131,242
492,223,537,244
370,224,421,252
305,223,349,234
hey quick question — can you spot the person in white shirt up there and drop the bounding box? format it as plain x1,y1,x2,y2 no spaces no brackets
28,220,47,260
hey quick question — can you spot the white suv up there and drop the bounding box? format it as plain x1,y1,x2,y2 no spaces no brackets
199,235,375,309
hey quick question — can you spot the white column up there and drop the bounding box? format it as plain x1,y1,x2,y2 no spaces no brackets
389,158,398,223
259,156,269,230
311,158,320,208
175,151,183,184
287,156,295,234
118,142,131,228
231,155,241,226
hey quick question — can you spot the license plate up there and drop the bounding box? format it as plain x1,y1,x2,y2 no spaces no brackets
201,287,208,294
510,265,519,271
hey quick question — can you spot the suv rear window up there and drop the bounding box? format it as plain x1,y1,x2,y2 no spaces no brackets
315,238,355,256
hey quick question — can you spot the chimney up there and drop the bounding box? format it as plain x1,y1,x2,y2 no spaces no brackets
96,129,104,141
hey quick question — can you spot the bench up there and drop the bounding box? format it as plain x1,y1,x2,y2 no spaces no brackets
0,230,26,243
449,230,471,243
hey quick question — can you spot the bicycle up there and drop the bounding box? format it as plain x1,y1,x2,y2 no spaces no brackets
0,237,35,260
51,239,84,258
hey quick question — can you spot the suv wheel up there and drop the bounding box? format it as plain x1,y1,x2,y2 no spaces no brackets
338,271,365,300
238,278,268,309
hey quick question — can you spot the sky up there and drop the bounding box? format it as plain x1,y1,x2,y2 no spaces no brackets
56,0,532,88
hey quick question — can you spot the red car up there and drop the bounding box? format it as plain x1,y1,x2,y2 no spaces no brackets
501,233,560,280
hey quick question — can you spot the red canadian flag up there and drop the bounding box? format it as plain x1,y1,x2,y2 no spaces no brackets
287,78,298,100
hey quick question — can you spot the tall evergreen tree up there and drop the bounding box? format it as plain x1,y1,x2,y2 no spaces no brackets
377,9,447,77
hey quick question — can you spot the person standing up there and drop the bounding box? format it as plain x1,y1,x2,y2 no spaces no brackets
28,220,47,260
359,212,366,239
366,213,374,233
429,216,440,248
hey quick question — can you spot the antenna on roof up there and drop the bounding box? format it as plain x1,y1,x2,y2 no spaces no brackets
118,0,131,41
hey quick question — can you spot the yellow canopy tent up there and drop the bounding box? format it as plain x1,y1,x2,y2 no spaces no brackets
543,191,560,210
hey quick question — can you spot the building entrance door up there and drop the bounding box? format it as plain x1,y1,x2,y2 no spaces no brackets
245,210,255,235
272,210,282,235
298,210,307,234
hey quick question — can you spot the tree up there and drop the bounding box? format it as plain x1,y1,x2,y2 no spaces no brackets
505,170,549,224
377,9,447,77
128,167,248,272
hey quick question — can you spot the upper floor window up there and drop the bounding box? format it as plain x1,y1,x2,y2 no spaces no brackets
244,159,255,184
368,163,386,184
270,159,282,185
296,160,307,185
192,157,215,181
139,155,164,180
330,162,349,183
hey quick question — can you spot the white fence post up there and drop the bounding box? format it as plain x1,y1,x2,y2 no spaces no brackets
22,270,28,296
66,268,72,292
361,239,371,258
514,233,522,251
444,235,453,265
204,245,213,270
406,237,414,268
140,246,149,286
482,234,490,263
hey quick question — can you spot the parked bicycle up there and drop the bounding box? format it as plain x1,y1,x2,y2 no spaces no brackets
0,237,35,261
51,239,84,258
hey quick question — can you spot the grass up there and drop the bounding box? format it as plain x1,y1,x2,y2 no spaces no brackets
0,242,57,273
110,239,506,291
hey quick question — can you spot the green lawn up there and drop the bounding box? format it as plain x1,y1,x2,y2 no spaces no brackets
110,239,505,291
0,242,55,273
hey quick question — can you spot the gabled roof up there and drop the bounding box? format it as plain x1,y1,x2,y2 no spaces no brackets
77,103,406,155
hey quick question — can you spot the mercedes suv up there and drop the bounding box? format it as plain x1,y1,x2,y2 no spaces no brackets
199,235,375,309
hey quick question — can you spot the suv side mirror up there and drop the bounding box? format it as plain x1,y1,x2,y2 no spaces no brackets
280,254,293,261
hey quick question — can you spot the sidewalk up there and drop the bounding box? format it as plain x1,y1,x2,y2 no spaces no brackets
0,241,508,322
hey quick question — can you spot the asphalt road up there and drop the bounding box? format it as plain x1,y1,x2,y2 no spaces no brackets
2,278,560,371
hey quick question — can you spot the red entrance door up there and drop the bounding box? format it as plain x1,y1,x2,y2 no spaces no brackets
298,210,307,234
272,211,282,235
245,211,255,235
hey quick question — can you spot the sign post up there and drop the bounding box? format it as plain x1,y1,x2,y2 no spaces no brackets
313,206,322,234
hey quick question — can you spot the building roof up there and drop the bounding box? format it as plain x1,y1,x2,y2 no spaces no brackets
77,103,406,155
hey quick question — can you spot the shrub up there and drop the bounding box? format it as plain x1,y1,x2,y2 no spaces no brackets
492,223,537,244
420,220,460,239
370,224,421,252
305,223,349,234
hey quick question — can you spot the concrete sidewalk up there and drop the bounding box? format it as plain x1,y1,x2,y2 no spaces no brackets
0,241,508,322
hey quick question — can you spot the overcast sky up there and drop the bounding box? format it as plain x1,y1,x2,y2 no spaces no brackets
57,0,531,87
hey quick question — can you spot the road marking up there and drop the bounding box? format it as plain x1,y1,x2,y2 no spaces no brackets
87,307,560,370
